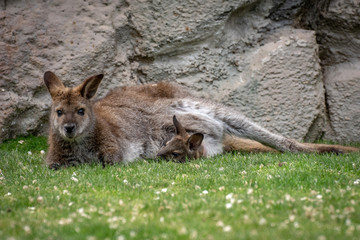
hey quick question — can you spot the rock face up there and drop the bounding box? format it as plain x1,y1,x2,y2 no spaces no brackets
0,0,359,143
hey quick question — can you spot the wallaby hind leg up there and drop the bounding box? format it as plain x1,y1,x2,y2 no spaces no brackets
223,135,278,153
219,110,312,153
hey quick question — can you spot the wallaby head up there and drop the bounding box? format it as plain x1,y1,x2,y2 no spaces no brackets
157,115,204,162
44,71,103,142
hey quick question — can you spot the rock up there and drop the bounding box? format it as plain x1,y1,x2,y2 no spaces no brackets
221,28,325,140
324,63,360,142
0,0,359,143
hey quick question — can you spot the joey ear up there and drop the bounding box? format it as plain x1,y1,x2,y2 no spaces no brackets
44,71,65,99
187,133,204,151
173,115,187,137
75,74,104,99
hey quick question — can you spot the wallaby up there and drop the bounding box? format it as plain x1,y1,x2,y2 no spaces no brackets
44,71,359,169
157,116,359,162
156,115,278,161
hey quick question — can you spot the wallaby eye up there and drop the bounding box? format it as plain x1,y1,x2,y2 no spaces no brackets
77,108,85,116
56,110,63,117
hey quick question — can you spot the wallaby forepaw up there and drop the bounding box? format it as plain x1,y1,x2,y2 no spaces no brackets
48,163,62,170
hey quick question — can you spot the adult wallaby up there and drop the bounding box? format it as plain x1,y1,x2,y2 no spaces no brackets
156,116,278,162
44,72,359,169
157,116,359,162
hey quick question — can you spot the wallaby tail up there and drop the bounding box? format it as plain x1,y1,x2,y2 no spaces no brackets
302,143,360,154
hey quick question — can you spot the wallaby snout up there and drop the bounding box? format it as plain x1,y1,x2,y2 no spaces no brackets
64,123,76,136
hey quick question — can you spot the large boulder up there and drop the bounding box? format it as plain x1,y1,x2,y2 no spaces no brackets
0,0,358,143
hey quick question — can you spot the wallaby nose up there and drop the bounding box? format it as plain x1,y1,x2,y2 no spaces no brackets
64,124,75,134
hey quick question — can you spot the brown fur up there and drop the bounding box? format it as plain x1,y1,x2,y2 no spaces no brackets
44,71,359,169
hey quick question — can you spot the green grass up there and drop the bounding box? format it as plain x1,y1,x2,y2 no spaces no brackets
0,136,359,240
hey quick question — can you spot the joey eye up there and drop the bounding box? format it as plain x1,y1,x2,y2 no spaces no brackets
77,108,85,116
56,110,63,117
171,152,180,158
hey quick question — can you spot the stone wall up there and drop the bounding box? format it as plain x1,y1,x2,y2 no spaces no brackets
0,0,359,143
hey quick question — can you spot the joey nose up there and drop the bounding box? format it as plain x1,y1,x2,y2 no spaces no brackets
64,124,75,134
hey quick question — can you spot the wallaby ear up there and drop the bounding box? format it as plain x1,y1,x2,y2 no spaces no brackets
173,115,187,137
75,74,104,99
187,133,204,151
44,71,65,99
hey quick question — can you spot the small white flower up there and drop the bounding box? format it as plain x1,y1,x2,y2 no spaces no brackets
247,188,253,195
241,170,247,175
117,235,126,240
40,150,45,155
259,218,267,225
161,188,167,193
225,193,233,200
316,195,322,199
37,196,44,203
27,151,32,155
160,217,164,222
294,222,299,228
202,190,208,195
18,140,25,144
71,177,79,182
223,225,232,232
225,203,233,209
353,179,360,185
285,194,291,201
346,219,351,226
123,179,128,184
216,221,224,227
23,225,31,234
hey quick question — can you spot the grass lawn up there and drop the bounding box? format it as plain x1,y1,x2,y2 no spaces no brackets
0,136,359,240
